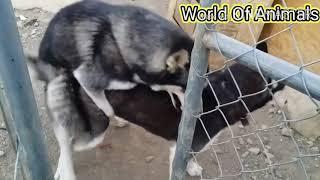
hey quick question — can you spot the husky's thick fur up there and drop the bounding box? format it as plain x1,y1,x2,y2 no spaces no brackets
38,1,193,122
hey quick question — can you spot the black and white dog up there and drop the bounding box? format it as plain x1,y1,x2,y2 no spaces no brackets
37,0,193,123
28,42,284,180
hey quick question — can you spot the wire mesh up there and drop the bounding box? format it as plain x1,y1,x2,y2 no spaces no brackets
179,0,320,179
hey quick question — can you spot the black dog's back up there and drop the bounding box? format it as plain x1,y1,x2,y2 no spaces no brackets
105,85,182,139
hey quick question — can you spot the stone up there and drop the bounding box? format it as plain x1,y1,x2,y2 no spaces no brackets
268,108,276,114
24,18,38,27
263,137,270,144
19,15,27,21
250,176,257,180
309,138,316,142
17,21,23,28
261,124,268,129
145,156,154,163
307,141,314,147
265,145,272,150
239,138,245,145
274,87,320,139
241,151,249,158
248,147,261,155
311,147,319,153
276,110,282,114
265,159,272,164
31,29,37,35
247,138,253,145
281,127,293,137
0,150,4,157
264,151,275,159
291,115,320,139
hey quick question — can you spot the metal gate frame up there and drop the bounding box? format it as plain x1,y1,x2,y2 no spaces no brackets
0,0,54,179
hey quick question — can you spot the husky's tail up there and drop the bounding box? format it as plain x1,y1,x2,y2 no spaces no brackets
25,53,60,83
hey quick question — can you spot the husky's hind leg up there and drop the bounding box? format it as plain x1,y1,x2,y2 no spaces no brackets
47,75,77,180
53,123,76,180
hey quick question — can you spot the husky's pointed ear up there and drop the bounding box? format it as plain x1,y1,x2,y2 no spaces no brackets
166,49,189,73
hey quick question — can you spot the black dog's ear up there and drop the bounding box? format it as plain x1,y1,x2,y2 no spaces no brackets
256,41,268,53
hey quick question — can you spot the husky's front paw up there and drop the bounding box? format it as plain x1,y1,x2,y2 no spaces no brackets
54,163,76,180
54,166,60,180
186,160,203,177
54,171,76,180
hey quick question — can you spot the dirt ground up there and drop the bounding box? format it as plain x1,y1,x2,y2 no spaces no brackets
1,1,320,180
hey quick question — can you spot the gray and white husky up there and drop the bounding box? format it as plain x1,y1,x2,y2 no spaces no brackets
37,0,193,123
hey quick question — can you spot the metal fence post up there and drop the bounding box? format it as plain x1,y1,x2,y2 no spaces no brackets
171,1,220,180
0,0,54,179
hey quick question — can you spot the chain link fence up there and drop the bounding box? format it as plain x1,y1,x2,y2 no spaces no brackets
172,0,320,179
